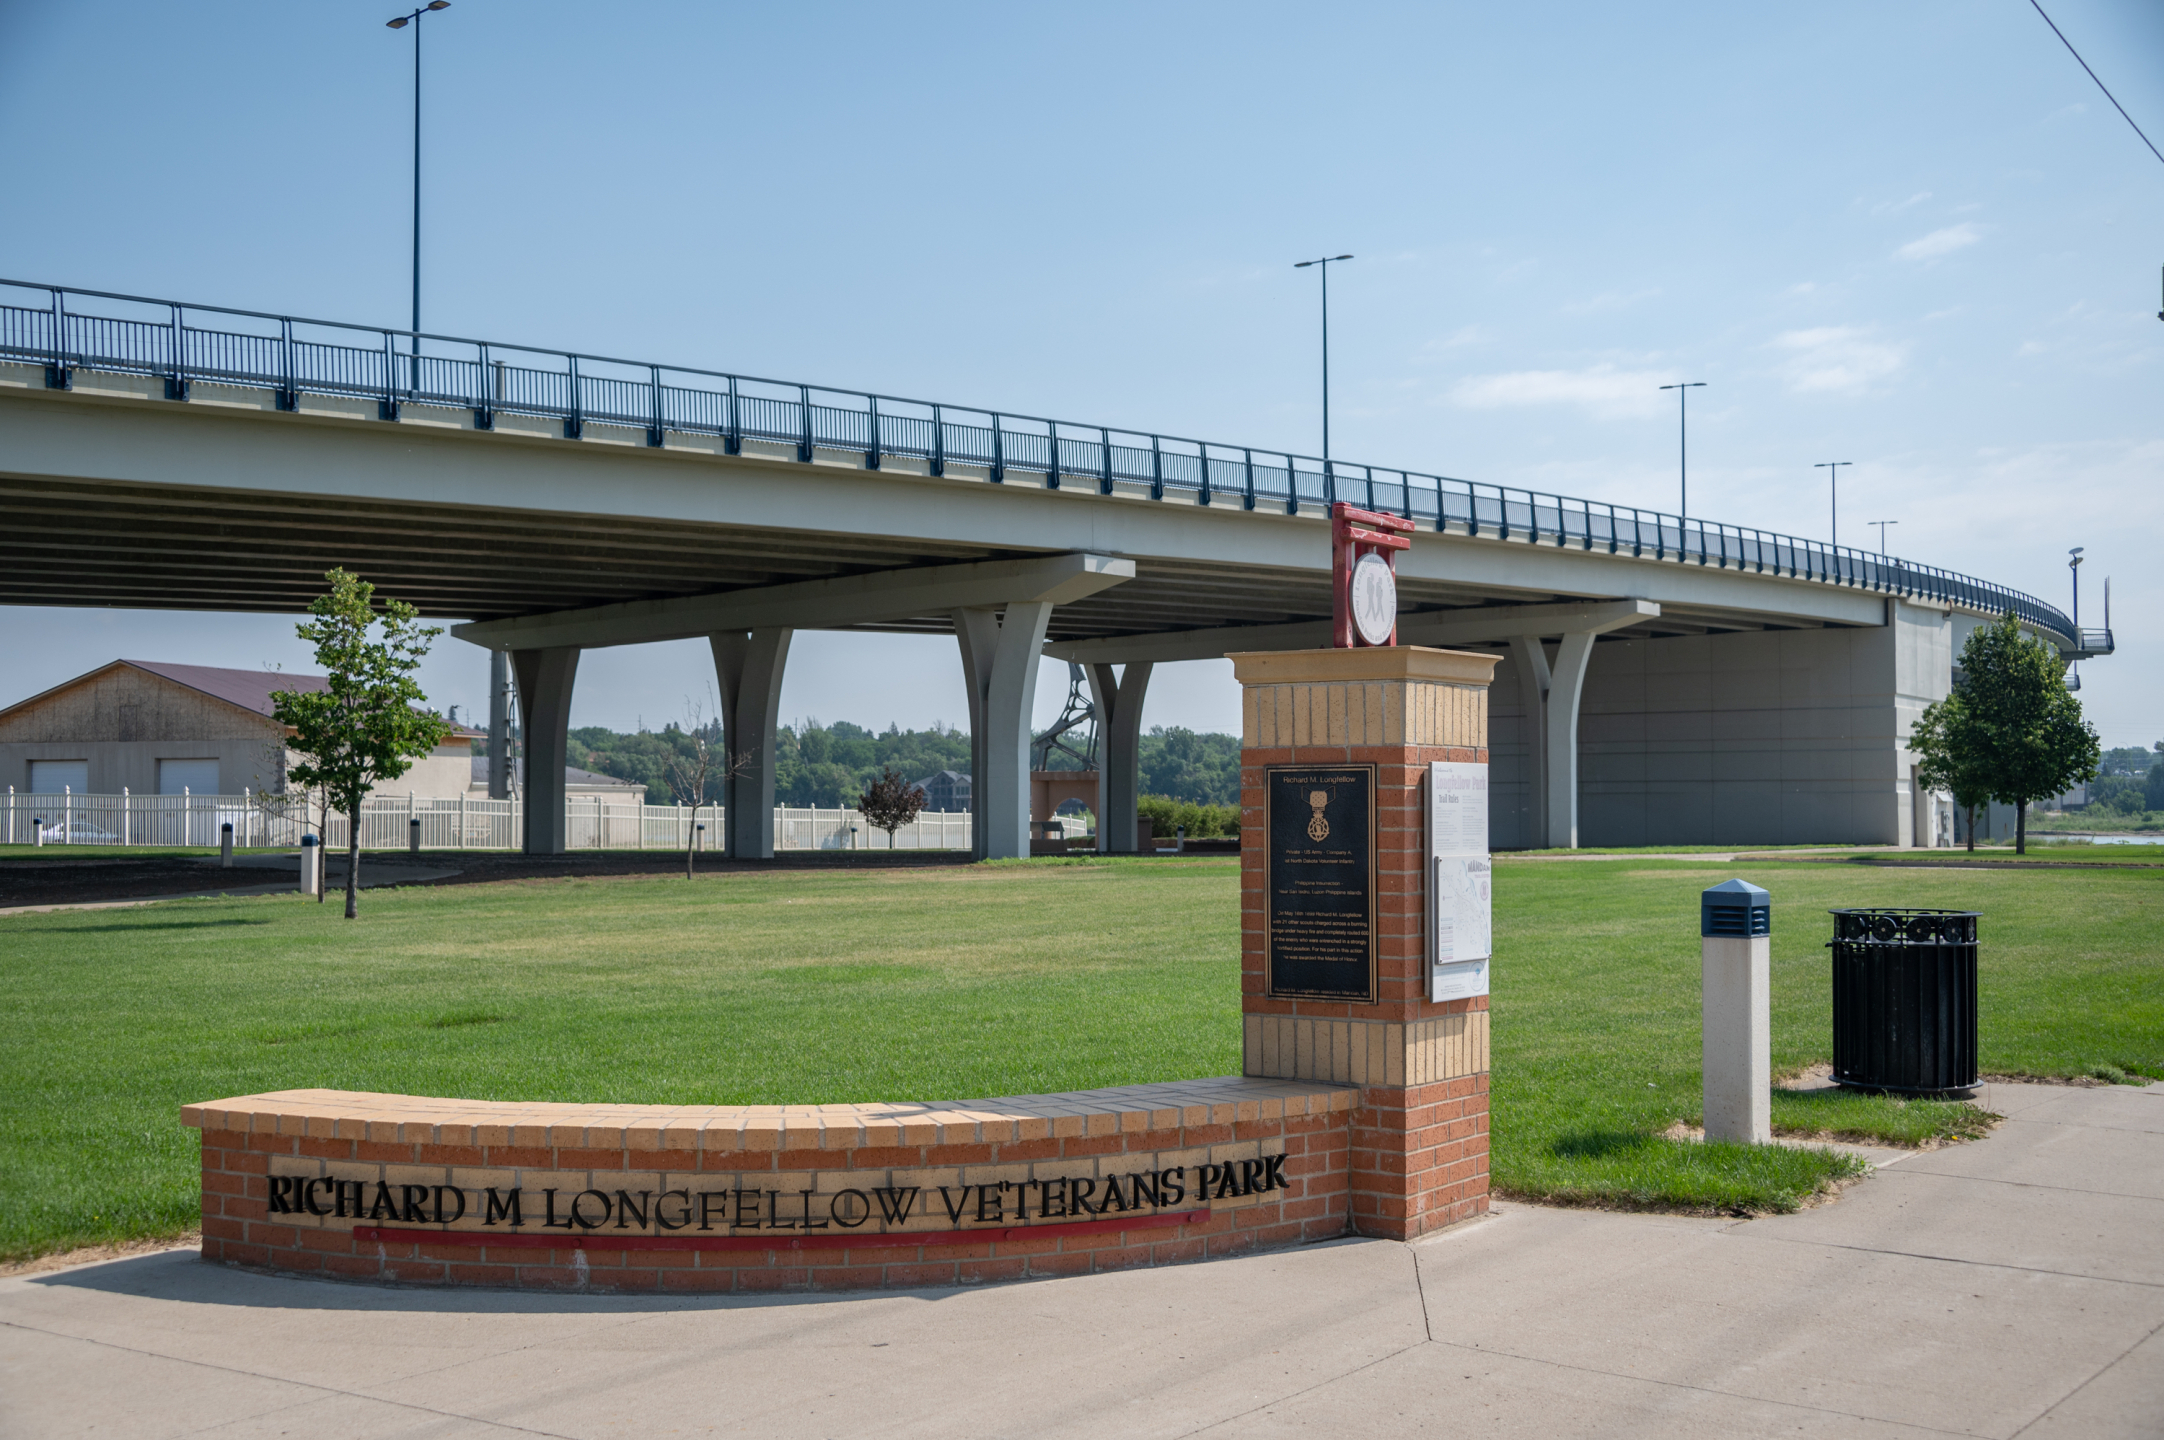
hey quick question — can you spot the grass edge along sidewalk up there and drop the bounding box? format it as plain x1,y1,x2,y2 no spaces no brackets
3,855,2156,1262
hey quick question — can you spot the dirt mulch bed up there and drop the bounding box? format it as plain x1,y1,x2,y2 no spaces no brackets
1,1233,201,1279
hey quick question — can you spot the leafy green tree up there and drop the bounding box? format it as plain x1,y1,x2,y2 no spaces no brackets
1909,690,1997,852
2089,775,2147,816
1947,612,2101,855
271,569,448,918
1138,727,1241,807
2099,746,2156,777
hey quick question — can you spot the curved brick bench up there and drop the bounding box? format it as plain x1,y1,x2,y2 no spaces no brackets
183,1077,1358,1291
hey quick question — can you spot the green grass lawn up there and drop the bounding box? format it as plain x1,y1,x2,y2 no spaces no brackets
2,855,2157,1262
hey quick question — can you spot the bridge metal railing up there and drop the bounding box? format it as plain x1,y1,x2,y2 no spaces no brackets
0,278,2078,647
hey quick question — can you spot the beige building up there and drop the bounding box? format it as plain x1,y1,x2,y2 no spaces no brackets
0,660,482,798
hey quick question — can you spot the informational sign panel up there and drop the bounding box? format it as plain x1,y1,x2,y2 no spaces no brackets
1426,762,1492,1002
1264,764,1377,1002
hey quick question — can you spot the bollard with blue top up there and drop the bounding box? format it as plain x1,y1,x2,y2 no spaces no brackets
221,822,233,867
1701,878,1772,1144
299,834,319,897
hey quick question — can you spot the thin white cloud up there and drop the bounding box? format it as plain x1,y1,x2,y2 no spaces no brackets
1871,191,1933,215
1447,364,1673,419
1895,223,1981,261
1771,326,1906,394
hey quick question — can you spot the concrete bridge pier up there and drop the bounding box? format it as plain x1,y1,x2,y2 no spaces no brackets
457,554,1133,864
510,646,580,855
1507,630,1600,851
1085,661,1152,853
1500,606,1651,849
955,603,1055,860
712,628,793,860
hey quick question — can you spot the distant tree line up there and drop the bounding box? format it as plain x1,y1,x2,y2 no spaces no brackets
554,719,1243,810
1037,725,1241,808
2082,761,2164,818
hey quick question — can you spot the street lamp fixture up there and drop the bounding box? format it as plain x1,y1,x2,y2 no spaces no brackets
1815,461,1853,548
1294,254,1353,464
386,1,453,367
1658,382,1706,516
1868,519,1898,553
2069,546,2085,688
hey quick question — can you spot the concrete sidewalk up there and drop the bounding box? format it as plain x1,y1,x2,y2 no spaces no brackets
3,1082,2157,1439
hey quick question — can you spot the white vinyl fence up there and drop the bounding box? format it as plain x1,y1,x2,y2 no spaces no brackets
3,790,973,852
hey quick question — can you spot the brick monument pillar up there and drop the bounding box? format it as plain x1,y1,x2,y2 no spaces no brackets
1232,645,1499,1241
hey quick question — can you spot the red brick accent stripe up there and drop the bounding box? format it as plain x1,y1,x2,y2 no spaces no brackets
352,1208,1212,1253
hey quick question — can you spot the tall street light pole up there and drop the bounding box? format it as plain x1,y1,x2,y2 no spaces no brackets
1658,382,1705,516
1294,254,1353,464
2069,546,2085,689
1868,519,1898,553
387,1,451,368
1815,461,1853,548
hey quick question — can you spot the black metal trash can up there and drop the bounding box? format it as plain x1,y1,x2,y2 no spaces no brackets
1827,908,1980,1092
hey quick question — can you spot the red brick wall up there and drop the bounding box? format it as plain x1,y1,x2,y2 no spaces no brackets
1241,738,1494,1242
194,1096,1355,1291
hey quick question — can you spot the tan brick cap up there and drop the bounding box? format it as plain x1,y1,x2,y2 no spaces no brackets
180,1076,1359,1153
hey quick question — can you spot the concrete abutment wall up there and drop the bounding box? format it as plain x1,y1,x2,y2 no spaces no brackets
1486,599,1956,849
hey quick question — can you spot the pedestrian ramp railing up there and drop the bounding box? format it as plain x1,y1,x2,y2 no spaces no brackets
2,790,974,852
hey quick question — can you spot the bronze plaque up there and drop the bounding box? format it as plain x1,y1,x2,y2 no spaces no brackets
1263,764,1377,1002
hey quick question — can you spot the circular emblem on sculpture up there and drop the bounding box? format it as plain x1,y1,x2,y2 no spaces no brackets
1350,551,1396,646
1307,790,1331,841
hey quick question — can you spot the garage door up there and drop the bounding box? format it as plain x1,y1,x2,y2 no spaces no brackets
157,758,220,795
28,759,89,794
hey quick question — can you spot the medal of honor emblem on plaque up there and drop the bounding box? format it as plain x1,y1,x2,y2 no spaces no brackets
1306,790,1330,841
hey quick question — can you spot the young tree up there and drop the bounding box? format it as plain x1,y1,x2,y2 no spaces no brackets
856,767,926,848
1951,612,2101,855
1908,690,1996,851
663,702,720,877
271,569,449,917
661,695,759,876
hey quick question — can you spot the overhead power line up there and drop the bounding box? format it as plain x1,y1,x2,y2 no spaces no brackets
2028,0,2164,169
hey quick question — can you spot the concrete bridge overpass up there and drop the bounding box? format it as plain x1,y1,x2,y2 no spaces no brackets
0,281,2112,856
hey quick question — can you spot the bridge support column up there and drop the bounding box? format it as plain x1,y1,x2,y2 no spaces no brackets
956,603,1054,860
1086,662,1152,853
510,646,579,855
1506,626,1607,850
712,628,793,860
1507,636,1548,847
487,649,512,800
1543,632,1596,851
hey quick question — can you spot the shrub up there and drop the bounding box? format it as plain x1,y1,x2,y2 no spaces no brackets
1138,795,1240,840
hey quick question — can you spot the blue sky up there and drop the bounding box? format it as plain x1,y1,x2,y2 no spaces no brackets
3,1,2158,743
